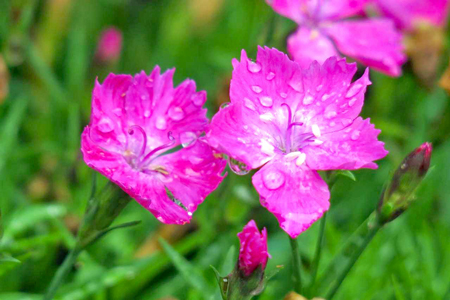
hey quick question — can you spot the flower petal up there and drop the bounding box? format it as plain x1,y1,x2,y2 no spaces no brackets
265,0,310,23
153,138,226,222
252,156,330,238
287,27,339,69
375,0,450,31
323,19,406,77
304,117,388,170
318,0,370,20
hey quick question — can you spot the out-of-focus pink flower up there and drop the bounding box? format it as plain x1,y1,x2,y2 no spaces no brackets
237,220,269,276
81,67,226,224
207,47,388,238
375,0,450,31
95,27,123,64
266,0,406,76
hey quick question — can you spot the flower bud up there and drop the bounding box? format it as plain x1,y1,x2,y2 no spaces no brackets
237,220,269,276
378,142,432,223
95,27,123,64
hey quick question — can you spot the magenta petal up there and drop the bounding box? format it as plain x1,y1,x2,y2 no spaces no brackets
318,0,370,20
304,117,388,170
237,220,269,276
287,27,339,69
252,156,330,238
153,139,227,220
376,0,450,30
265,0,310,24
324,19,406,77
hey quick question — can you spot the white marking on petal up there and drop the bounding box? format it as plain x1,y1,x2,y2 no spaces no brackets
260,139,275,156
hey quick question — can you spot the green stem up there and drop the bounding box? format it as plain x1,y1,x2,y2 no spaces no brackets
310,212,327,289
43,247,81,300
325,221,381,299
289,236,302,293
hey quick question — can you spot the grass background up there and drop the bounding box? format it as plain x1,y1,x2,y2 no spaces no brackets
1,0,450,299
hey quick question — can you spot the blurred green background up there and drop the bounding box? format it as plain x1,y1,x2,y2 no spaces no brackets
1,0,450,299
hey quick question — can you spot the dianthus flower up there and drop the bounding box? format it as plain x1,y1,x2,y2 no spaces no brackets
208,47,388,238
266,0,406,76
81,67,226,224
375,0,450,31
237,220,269,276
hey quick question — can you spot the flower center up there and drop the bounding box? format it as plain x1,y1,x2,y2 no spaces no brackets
123,125,175,172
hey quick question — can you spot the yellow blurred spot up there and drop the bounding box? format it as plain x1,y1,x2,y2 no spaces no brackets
0,55,9,104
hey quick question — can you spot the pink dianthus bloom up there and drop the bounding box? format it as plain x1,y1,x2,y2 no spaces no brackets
266,0,406,76
207,47,388,238
375,0,450,31
81,67,226,224
95,27,123,64
237,220,269,276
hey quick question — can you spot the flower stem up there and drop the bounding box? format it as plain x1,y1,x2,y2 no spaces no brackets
289,236,302,293
43,247,81,300
309,212,327,289
325,220,381,299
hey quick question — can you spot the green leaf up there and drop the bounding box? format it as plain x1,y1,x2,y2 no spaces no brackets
159,238,214,299
336,170,357,181
220,245,236,275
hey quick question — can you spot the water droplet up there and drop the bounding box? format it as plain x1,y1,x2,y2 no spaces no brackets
252,85,262,93
248,61,261,73
280,92,287,98
156,116,167,130
321,94,331,101
112,108,123,117
351,130,360,140
348,97,357,107
266,72,275,80
220,102,230,109
192,93,205,106
303,94,314,105
141,95,148,101
341,118,352,126
316,84,323,91
228,157,250,175
98,117,114,133
244,98,256,111
330,121,336,127
259,96,273,107
288,78,303,92
346,83,363,98
263,169,285,190
325,110,337,119
180,131,197,148
187,211,193,216
168,106,185,121
144,110,151,118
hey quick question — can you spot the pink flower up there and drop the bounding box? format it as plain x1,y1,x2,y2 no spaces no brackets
375,0,450,31
95,27,123,63
81,67,226,224
266,0,406,76
207,47,388,238
237,220,269,276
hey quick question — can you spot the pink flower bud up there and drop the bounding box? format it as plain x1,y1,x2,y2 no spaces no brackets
237,220,269,276
95,27,123,64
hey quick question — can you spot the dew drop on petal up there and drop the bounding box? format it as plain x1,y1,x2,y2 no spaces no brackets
248,61,262,73
259,96,273,107
112,108,123,117
156,116,167,130
351,130,360,140
180,131,197,148
348,97,357,107
168,106,185,121
244,98,256,111
98,117,114,133
220,102,230,109
316,84,323,91
144,110,151,118
321,93,331,101
263,169,285,190
252,85,262,93
325,110,337,119
192,93,205,106
288,78,303,92
303,94,314,105
280,92,287,98
266,72,275,80
346,83,363,98
228,157,250,175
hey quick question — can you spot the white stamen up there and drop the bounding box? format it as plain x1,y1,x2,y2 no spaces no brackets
312,124,321,137
296,152,306,166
